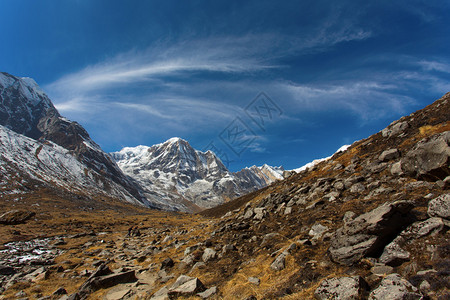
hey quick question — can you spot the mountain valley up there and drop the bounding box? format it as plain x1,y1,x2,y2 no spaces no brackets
0,72,449,299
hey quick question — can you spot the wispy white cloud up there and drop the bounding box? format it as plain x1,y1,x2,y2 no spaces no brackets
278,80,415,120
418,60,450,73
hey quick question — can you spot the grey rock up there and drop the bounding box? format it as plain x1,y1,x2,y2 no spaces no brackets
329,200,414,265
324,191,340,202
197,286,217,299
343,211,356,224
427,194,450,219
202,248,217,262
253,208,265,220
284,207,292,215
366,162,388,174
380,217,444,266
333,181,345,191
400,131,450,180
382,121,409,138
379,149,400,162
270,252,287,271
350,183,366,193
248,277,260,285
309,223,329,240
369,273,422,300
170,275,194,290
243,208,254,219
151,286,169,300
314,276,369,300
168,277,205,298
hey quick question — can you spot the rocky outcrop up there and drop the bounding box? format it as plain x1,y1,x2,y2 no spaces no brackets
400,131,450,180
329,201,414,265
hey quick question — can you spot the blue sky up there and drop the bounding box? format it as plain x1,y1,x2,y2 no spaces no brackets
1,0,449,171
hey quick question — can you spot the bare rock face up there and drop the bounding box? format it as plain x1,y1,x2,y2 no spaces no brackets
314,276,369,300
400,131,450,181
329,201,414,265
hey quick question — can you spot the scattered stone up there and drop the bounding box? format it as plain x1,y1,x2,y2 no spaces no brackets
248,277,260,285
284,207,292,215
314,276,369,300
329,200,414,265
168,277,205,298
197,286,217,299
0,210,35,225
270,252,287,271
369,273,422,300
379,149,400,162
78,269,136,295
309,223,329,240
243,208,254,219
350,183,366,193
202,248,217,262
427,194,450,219
253,208,265,220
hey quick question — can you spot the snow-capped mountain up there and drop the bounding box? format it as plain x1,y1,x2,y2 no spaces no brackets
0,125,148,205
111,138,284,211
0,72,146,205
0,71,284,212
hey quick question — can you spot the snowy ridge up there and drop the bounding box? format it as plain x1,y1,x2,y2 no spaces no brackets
0,125,143,205
111,138,284,212
293,144,351,173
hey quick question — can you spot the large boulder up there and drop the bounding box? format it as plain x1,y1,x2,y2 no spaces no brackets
329,201,414,265
168,276,205,298
379,217,444,266
400,131,450,180
369,274,423,299
314,276,369,300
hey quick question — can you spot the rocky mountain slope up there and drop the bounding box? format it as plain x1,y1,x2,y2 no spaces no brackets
111,139,284,212
0,93,447,299
0,72,148,206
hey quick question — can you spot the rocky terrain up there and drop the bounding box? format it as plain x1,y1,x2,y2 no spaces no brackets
111,140,284,212
0,92,448,299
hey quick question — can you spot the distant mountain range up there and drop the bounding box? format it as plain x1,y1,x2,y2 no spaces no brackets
111,139,284,211
0,72,285,212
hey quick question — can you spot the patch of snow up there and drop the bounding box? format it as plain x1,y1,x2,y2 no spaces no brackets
293,144,352,173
